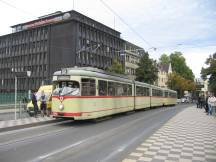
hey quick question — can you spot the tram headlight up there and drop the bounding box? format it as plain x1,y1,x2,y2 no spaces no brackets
59,104,64,111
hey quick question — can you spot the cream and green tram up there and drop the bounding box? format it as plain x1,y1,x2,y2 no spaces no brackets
150,85,165,107
150,86,177,107
165,89,177,105
52,67,134,120
134,81,151,110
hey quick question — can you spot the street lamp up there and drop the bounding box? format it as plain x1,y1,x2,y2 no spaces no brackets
11,68,31,120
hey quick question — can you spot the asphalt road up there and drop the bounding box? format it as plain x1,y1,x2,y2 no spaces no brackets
0,104,191,162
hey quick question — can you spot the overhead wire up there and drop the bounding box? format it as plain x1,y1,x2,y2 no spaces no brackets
0,0,36,17
100,0,156,50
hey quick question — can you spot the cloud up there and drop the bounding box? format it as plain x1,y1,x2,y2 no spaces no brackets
0,0,215,78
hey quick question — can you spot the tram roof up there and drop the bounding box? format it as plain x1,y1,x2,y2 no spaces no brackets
53,67,177,93
53,67,133,83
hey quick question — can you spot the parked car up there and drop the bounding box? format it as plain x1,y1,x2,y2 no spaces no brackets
181,98,186,103
27,85,53,116
181,97,190,103
177,99,181,104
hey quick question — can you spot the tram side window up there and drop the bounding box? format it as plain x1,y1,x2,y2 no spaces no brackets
136,86,149,96
165,91,169,97
127,85,132,96
108,82,116,96
81,78,96,96
136,86,143,96
144,87,150,96
169,92,177,98
98,80,107,96
123,84,128,96
152,89,163,97
116,83,124,96
152,89,157,96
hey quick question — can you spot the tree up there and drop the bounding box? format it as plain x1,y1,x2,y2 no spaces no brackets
135,52,158,84
159,54,170,65
201,53,216,94
167,72,195,97
108,59,125,74
170,51,194,80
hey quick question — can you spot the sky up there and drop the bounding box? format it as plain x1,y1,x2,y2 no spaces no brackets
0,0,216,78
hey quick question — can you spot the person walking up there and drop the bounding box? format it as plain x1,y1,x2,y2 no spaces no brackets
31,90,38,117
40,90,47,117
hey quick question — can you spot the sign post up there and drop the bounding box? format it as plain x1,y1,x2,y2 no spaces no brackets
12,69,31,120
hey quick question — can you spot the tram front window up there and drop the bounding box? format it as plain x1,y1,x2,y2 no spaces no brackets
53,81,80,96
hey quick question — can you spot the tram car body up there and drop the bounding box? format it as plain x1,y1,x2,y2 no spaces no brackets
52,67,177,120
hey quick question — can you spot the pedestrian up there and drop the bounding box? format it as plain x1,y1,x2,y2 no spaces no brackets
40,90,47,117
208,96,212,115
211,96,216,116
209,95,216,115
197,96,201,108
31,90,38,117
200,95,205,108
205,96,209,113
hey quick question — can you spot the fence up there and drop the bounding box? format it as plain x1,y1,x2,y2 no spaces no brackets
0,92,29,105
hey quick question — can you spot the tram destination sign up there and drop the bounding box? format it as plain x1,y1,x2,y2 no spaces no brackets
57,75,70,80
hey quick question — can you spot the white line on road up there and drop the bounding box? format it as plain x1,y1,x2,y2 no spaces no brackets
101,122,159,162
28,106,181,162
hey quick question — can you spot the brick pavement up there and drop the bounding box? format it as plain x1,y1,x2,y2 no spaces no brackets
122,106,216,162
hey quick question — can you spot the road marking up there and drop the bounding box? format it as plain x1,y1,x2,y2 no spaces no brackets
28,106,184,162
101,122,160,162
37,140,86,160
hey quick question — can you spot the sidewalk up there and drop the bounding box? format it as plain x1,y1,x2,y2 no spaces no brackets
122,106,216,162
0,116,56,132
0,108,18,113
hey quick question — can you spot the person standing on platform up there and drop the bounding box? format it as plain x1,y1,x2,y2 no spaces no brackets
31,90,38,117
208,96,212,115
197,96,201,108
40,90,47,117
209,95,216,116
200,95,205,108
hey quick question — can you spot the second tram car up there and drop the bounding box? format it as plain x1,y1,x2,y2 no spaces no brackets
52,67,177,120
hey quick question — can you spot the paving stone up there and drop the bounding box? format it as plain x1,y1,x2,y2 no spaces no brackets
122,106,216,162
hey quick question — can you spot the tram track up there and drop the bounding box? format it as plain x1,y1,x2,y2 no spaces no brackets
29,106,183,162
0,120,74,149
0,105,186,162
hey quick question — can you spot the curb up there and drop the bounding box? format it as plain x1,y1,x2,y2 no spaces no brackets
0,118,64,133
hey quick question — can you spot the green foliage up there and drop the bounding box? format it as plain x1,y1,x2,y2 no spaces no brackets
167,72,195,97
159,54,170,65
201,53,216,94
108,59,125,74
170,51,194,80
135,52,158,84
161,51,196,96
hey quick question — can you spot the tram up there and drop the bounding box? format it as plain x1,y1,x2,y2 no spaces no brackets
52,67,177,120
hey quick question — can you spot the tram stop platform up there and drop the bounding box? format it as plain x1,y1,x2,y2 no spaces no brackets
122,106,216,162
